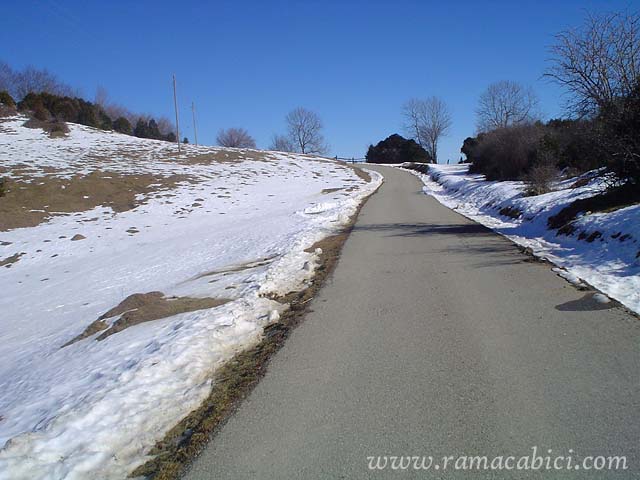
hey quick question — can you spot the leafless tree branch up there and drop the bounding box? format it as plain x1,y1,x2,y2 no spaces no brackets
269,134,296,152
545,10,640,117
402,97,451,162
476,80,539,132
285,107,328,155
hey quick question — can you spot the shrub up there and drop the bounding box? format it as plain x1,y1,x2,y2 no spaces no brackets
47,120,70,137
17,90,176,142
0,90,15,107
523,162,558,196
53,98,80,122
466,125,543,180
0,177,6,197
366,134,432,164
217,128,256,148
544,119,604,173
98,109,112,130
462,119,610,181
33,103,50,121
113,116,132,134
147,119,162,139
23,117,69,137
133,118,149,138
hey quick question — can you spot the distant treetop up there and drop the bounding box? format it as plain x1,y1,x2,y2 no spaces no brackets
366,134,432,164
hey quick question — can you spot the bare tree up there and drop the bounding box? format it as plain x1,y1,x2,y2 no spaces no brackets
476,81,539,132
156,116,176,137
94,85,109,107
102,102,137,125
14,66,75,99
269,134,296,152
402,98,428,148
402,97,451,162
0,62,16,97
217,127,257,148
546,10,640,117
285,107,328,155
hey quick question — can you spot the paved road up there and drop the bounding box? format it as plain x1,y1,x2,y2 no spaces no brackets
185,165,640,479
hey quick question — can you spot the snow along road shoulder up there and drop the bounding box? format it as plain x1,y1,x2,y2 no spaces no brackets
405,164,640,315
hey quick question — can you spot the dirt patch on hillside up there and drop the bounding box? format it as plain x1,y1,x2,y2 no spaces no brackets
0,252,25,267
181,149,273,165
346,164,372,183
65,292,229,346
131,179,382,480
0,171,190,231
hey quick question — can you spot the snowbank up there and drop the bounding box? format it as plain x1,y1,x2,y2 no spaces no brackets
406,164,640,314
0,116,382,479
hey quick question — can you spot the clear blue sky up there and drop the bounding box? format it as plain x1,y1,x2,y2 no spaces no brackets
2,0,637,162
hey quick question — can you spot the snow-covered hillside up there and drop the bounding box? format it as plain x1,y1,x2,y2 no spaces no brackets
0,115,381,479
408,164,640,314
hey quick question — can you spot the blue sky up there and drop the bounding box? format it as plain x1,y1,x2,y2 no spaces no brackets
2,0,638,162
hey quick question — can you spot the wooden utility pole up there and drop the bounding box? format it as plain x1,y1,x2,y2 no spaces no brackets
172,74,181,152
191,101,198,146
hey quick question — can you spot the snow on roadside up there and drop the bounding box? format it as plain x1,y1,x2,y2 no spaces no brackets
0,117,382,479
405,164,640,314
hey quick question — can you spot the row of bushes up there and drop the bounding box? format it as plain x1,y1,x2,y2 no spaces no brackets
0,90,176,142
461,119,602,182
461,86,640,187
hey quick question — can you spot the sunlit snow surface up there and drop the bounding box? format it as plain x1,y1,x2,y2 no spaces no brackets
408,164,640,314
0,116,381,479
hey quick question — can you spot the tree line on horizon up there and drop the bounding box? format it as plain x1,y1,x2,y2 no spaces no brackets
0,63,179,142
0,60,332,155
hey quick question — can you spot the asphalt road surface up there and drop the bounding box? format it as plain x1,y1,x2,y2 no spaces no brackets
184,165,640,479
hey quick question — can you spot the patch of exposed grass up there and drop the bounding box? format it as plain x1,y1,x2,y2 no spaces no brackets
0,171,190,231
351,165,371,183
65,292,229,346
0,252,25,267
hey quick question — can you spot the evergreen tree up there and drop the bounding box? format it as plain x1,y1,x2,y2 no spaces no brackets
0,91,15,107
113,117,132,135
366,134,431,164
148,119,161,139
133,118,149,138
